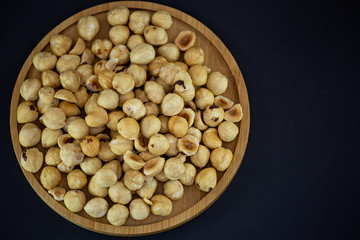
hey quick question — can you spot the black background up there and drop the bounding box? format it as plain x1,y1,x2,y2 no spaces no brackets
1,0,360,239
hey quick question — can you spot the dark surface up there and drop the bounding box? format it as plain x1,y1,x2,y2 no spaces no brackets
1,0,360,239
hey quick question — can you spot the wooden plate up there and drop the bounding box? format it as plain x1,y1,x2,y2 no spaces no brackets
9,1,250,236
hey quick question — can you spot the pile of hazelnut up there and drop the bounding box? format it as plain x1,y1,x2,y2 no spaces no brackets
17,5,243,226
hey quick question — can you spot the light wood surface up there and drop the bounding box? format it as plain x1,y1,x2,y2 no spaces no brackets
9,1,250,236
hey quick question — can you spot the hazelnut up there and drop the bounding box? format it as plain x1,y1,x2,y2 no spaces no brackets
218,121,239,142
107,204,129,226
56,54,80,73
80,136,100,157
168,116,188,138
151,194,173,216
17,101,38,123
106,111,125,131
20,78,41,101
84,197,109,218
195,88,214,110
94,60,108,75
130,43,155,65
81,48,95,65
59,101,81,117
41,70,60,88
48,187,66,201
74,87,90,109
184,100,197,111
179,163,196,185
67,169,87,189
112,72,135,94
77,16,100,41
88,176,108,197
105,58,119,71
174,30,196,51
60,143,84,167
178,108,195,127
109,181,132,205
194,110,208,131
158,115,169,133
40,166,62,190
144,25,168,46
96,133,110,142
102,160,122,180
190,144,210,168
143,157,165,176
144,102,160,116
155,169,168,182
159,62,181,85
109,44,130,65
157,43,180,62
164,158,185,180
33,52,57,72
97,89,119,110
67,118,89,139
184,47,204,66
126,34,145,51
195,167,217,192
122,161,131,173
50,34,72,56
134,89,149,103
134,133,149,152
45,147,61,166
129,198,150,220
93,168,117,187
69,37,86,55
19,123,41,147
188,65,208,86
117,117,140,140
127,64,147,87
57,133,74,149
224,104,243,122
64,190,86,212
108,135,133,155
124,170,145,191
122,98,146,120
148,56,167,77
41,127,63,148
163,180,184,200
98,70,116,90
80,157,102,175
214,95,234,110
177,135,199,156
148,133,169,156
139,151,157,162
123,150,145,170
107,6,130,25
210,147,233,171
109,25,130,45
174,61,189,71
144,81,165,104
54,89,77,103
37,98,59,114
20,148,43,173
203,104,224,127
57,161,74,173
84,93,99,114
161,93,184,116
151,10,172,29
91,39,113,60
38,87,55,104
136,177,158,199
118,90,134,108
202,128,222,149
187,127,202,144
128,11,151,35
140,115,161,139
176,84,195,102
85,106,108,128
175,153,187,163
164,133,179,157
206,71,228,95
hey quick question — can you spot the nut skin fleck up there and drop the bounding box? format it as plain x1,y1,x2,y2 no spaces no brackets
22,151,27,161
209,104,220,109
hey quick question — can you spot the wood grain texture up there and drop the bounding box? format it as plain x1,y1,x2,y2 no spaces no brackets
9,1,250,236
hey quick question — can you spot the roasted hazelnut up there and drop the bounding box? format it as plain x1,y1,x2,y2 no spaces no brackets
117,117,140,140
129,11,151,34
59,101,81,117
187,127,202,143
224,104,243,122
161,93,184,116
98,70,116,90
81,48,95,65
134,133,148,152
140,115,161,139
91,39,113,60
54,89,77,103
143,157,165,176
176,84,195,102
214,95,234,110
155,169,168,182
19,123,41,147
136,177,158,199
85,106,108,128
50,34,72,56
163,180,184,200
96,133,110,141
127,34,145,50
218,121,239,142
179,163,196,185
69,37,86,55
164,133,179,157
184,47,204,66
107,5,130,25
109,44,130,65
188,65,208,86
174,30,196,51
122,98,146,120
130,43,155,65
96,89,119,110
67,118,89,139
74,87,90,108
178,108,195,127
56,54,81,73
123,150,145,170
202,128,222,149
103,160,122,180
108,135,133,155
144,81,165,104
163,158,185,180
157,43,180,62
80,157,102,175
105,58,119,71
88,176,108,197
20,148,43,173
48,187,66,201
93,168,117,187
80,136,100,157
206,71,228,95
17,101,39,123
118,91,134,107
174,61,188,71
139,151,157,162
190,144,210,168
106,111,125,131
148,133,169,156
33,52,57,72
144,102,160,116
20,78,41,101
40,166,62,190
112,71,135,94
196,167,217,192
64,190,86,212
109,25,130,45
184,101,196,111
67,169,87,189
126,64,147,88
129,198,150,220
60,143,84,167
41,127,63,148
168,116,188,138
41,70,60,88
94,60,108,75
84,93,99,114
45,147,61,166
109,181,132,205
84,197,109,218
107,204,129,226
159,62,181,85
148,56,167,77
122,161,131,173
151,194,172,216
110,130,120,138
77,16,100,41
134,89,149,103
63,116,79,133
194,110,208,131
203,104,224,127
175,153,187,163
38,87,55,104
124,170,145,191
210,147,233,171
37,97,59,114
195,88,214,110
177,135,199,156
57,161,74,173
151,10,172,29
57,133,74,148
144,25,168,46
158,115,169,133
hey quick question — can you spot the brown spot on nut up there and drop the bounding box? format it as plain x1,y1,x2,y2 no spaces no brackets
209,104,220,109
